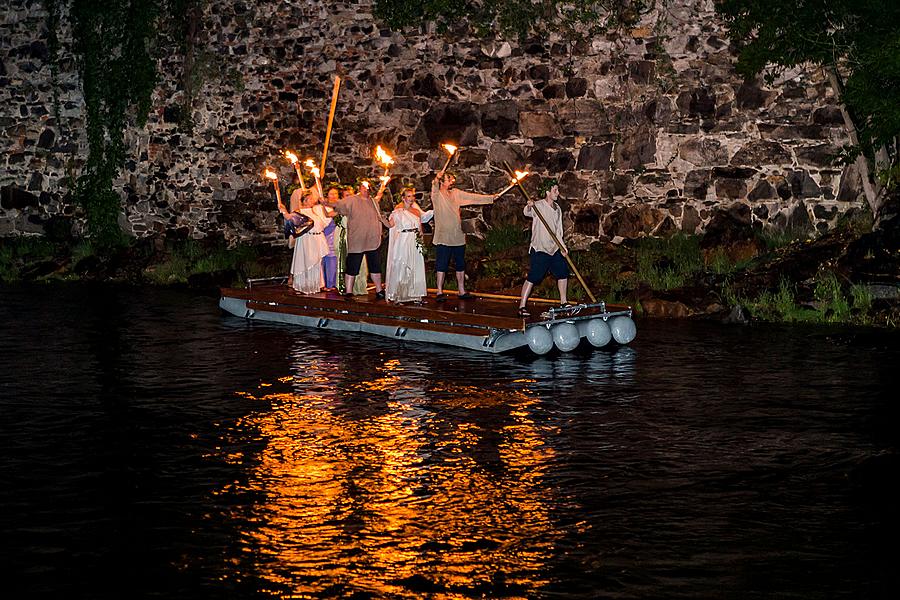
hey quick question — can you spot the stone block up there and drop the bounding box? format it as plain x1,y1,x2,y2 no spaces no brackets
487,142,525,167
758,123,824,140
411,102,480,148
730,140,793,166
576,143,612,171
678,138,727,165
795,144,836,167
748,179,776,201
787,169,821,198
559,172,589,198
615,125,656,170
565,78,588,98
676,87,715,117
812,105,844,125
1,185,38,209
520,112,562,137
479,100,519,138
558,100,612,136
603,204,665,238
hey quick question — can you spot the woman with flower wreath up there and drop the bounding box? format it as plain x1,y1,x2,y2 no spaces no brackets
385,185,432,304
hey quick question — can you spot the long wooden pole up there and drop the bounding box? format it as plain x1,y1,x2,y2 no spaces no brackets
320,76,341,176
503,162,597,303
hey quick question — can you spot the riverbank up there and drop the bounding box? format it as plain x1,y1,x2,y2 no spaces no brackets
2,217,898,327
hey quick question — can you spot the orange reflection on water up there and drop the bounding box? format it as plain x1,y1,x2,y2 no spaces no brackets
217,356,561,597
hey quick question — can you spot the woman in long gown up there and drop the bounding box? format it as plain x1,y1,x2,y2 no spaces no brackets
385,187,429,303
291,190,331,294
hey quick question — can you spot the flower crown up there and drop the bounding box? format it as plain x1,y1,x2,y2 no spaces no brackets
537,177,559,199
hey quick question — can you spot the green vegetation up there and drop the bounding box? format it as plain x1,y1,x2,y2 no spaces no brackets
63,0,159,248
143,240,275,285
483,223,528,255
482,258,521,280
42,1,224,248
633,234,703,290
0,236,280,287
0,238,59,283
722,273,879,325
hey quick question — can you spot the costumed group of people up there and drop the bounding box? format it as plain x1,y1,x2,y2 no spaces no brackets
277,162,572,315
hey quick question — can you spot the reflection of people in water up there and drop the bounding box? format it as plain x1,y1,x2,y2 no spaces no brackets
223,345,560,596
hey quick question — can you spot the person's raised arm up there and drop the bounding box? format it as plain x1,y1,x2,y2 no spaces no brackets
455,188,498,207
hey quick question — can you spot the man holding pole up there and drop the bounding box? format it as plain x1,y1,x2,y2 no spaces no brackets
517,178,570,316
430,166,499,301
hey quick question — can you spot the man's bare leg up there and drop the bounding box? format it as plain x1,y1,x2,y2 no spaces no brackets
436,271,446,295
558,278,569,304
370,272,383,293
519,281,534,309
345,274,355,294
456,270,466,295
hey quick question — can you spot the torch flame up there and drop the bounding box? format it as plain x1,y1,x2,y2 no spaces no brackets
512,170,529,183
379,175,390,183
284,150,299,164
304,158,316,169
361,181,370,189
263,168,278,181
374,145,395,167
309,166,321,179
441,143,458,155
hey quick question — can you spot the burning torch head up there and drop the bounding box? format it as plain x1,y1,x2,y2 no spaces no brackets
375,145,395,166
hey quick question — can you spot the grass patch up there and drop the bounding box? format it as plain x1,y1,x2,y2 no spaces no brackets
756,228,802,251
144,239,260,285
482,258,521,279
633,234,703,290
814,270,851,322
725,272,876,325
0,237,59,282
483,223,527,254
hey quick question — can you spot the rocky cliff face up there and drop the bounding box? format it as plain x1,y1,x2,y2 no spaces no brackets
0,0,867,246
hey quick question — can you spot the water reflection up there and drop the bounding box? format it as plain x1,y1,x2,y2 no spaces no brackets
220,339,563,597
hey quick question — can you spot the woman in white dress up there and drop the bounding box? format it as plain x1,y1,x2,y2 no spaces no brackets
290,189,331,294
385,187,431,303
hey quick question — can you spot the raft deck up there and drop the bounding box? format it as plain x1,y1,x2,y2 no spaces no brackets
220,280,633,353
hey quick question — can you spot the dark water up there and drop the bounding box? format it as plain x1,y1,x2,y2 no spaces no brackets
1,284,898,599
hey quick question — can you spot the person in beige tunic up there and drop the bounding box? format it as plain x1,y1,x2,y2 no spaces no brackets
430,167,498,301
323,181,390,299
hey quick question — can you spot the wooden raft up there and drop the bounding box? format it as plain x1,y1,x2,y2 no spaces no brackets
220,282,626,338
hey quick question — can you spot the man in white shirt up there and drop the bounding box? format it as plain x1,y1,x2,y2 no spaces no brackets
517,178,569,316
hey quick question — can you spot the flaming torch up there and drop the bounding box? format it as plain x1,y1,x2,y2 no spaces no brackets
373,145,395,209
264,167,283,210
496,170,530,198
304,158,324,200
374,145,395,177
283,150,306,191
440,143,458,172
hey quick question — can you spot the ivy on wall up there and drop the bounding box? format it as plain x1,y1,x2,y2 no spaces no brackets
65,0,159,247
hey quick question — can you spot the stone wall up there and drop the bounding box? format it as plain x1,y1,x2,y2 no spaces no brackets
0,0,867,246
